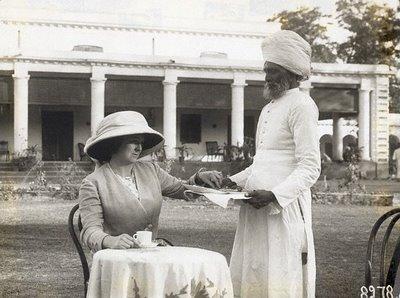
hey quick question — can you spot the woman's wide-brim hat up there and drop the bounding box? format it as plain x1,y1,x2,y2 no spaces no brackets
84,111,164,160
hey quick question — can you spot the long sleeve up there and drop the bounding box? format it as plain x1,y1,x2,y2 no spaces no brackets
153,163,196,199
271,101,321,210
79,179,109,253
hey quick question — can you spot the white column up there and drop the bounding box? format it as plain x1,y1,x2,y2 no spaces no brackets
90,75,106,135
163,73,179,159
13,71,30,154
299,80,312,96
358,80,371,160
231,74,247,146
332,114,344,161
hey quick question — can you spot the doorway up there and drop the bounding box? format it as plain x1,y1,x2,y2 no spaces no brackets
244,116,256,141
41,111,73,161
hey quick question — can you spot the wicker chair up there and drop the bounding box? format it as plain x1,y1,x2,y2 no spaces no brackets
205,141,223,156
68,204,174,296
203,141,223,162
364,208,400,296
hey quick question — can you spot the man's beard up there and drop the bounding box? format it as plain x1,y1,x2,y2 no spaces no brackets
263,79,290,101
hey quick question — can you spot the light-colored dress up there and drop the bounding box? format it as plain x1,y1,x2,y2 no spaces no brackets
393,148,400,179
230,88,321,298
79,161,195,252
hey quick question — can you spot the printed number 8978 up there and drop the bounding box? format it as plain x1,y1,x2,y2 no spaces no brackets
360,285,395,297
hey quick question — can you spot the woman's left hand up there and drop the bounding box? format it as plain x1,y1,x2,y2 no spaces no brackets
196,171,223,188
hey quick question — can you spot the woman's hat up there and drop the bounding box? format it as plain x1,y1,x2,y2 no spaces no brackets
84,111,164,160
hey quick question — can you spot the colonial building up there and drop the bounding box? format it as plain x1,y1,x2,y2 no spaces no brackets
0,1,395,176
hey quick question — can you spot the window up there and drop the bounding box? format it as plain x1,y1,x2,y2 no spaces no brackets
180,114,201,143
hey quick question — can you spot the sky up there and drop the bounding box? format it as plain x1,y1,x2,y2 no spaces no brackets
253,0,398,42
1,0,398,42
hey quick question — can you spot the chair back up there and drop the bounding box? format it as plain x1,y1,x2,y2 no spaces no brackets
68,203,90,296
206,141,219,155
365,208,400,296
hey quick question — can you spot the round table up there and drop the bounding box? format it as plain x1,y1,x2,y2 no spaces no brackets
87,246,234,298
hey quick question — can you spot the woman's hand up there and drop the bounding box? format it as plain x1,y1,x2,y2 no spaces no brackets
102,234,137,249
220,178,242,191
195,170,223,188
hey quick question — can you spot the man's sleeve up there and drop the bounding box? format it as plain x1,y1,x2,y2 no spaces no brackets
270,101,321,211
229,165,253,188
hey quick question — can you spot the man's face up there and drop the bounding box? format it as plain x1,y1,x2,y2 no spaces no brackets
263,61,292,100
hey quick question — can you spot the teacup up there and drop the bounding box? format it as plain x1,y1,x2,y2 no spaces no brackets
133,231,152,246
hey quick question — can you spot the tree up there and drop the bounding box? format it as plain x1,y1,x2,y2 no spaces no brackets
390,5,400,113
335,0,399,66
335,1,400,112
267,7,337,63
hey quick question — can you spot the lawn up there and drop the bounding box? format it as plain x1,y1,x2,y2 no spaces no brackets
0,197,397,297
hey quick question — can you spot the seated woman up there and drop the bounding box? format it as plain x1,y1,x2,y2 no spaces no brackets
79,111,222,252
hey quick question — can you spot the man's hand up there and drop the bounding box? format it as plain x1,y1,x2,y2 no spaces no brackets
195,170,223,188
245,190,277,209
102,234,138,249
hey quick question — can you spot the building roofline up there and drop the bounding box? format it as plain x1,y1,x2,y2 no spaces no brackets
0,51,395,77
0,18,275,39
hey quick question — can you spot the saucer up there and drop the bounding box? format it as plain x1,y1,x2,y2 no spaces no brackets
138,241,158,248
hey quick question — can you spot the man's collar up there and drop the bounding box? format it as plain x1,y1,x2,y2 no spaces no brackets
282,87,300,96
269,87,300,103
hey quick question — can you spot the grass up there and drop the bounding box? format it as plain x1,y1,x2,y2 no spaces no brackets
0,197,398,297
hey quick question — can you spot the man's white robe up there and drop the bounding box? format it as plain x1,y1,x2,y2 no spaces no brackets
230,87,321,298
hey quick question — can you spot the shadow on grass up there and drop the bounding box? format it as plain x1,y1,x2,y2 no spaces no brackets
0,223,236,297
0,204,398,298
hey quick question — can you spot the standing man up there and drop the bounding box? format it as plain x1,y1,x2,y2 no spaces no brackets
222,30,321,297
392,145,400,181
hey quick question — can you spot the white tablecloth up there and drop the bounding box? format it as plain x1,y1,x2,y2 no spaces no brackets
87,246,234,298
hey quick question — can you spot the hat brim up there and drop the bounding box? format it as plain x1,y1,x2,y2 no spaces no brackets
86,132,164,161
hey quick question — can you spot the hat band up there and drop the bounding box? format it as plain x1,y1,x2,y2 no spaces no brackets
96,123,149,137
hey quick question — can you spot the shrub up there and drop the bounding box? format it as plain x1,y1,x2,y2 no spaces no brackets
0,184,16,201
51,158,89,200
11,145,41,171
5,159,90,201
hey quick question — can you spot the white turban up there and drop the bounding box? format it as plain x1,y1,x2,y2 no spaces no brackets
261,30,312,80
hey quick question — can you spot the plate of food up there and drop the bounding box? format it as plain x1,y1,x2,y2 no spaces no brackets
184,185,248,208
184,184,241,194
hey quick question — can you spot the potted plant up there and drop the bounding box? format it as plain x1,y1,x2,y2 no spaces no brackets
222,142,248,162
243,137,255,161
12,145,40,171
152,146,167,162
174,145,194,163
